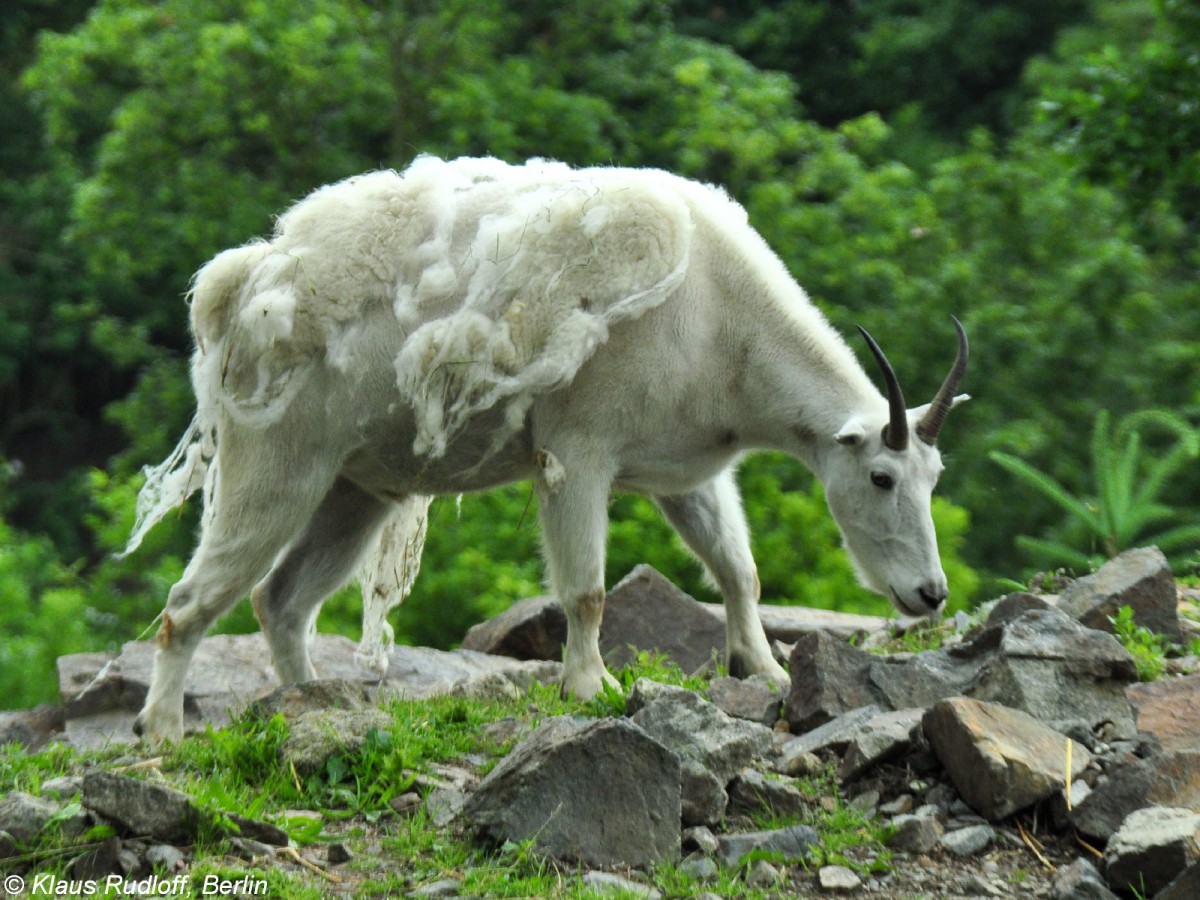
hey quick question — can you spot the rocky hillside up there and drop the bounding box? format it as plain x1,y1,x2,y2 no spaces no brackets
1,547,1199,898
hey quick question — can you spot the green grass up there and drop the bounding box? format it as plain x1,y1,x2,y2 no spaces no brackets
0,658,891,898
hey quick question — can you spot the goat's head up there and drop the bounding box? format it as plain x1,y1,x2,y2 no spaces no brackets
822,318,969,617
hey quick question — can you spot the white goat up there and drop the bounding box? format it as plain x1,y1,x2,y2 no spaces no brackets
127,156,968,743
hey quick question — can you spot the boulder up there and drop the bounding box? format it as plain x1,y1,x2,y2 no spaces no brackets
83,771,199,844
461,595,567,661
838,708,925,781
707,675,785,727
1071,751,1200,842
0,704,64,752
628,680,773,784
715,823,821,867
0,791,61,844
461,716,680,867
1127,674,1200,753
923,697,1091,821
784,632,885,733
280,707,394,776
1058,546,1181,642
1103,806,1200,897
1048,858,1118,900
1158,861,1200,900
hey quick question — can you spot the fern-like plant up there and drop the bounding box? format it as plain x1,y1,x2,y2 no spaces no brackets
990,409,1200,570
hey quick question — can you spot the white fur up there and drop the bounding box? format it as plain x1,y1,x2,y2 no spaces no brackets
128,156,964,743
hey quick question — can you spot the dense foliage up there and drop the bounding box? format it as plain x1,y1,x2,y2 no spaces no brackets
1,0,1197,707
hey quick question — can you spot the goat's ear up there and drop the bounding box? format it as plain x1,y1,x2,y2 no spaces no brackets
909,393,971,421
834,417,867,446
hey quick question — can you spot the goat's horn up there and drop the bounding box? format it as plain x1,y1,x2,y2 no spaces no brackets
916,316,969,446
857,326,909,452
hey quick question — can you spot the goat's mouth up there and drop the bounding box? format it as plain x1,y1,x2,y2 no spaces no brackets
888,586,939,618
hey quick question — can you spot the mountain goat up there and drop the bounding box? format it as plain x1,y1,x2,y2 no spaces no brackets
127,156,968,743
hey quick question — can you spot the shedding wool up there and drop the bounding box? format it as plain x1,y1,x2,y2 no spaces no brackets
126,156,697,555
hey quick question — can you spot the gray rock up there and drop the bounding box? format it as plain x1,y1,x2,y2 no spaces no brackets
279,707,393,776
784,632,884,733
0,704,64,752
83,771,198,844
462,716,680,867
682,825,720,855
581,871,662,898
1104,806,1200,897
409,878,462,897
0,791,60,843
680,855,719,879
886,813,944,854
1071,750,1200,842
984,592,1054,628
1059,546,1181,642
818,864,862,891
461,594,568,660
707,675,785,727
838,708,925,781
626,678,694,716
868,650,982,711
1049,858,1118,900
40,775,84,799
715,823,821,867
778,705,885,762
726,770,806,820
746,859,781,886
680,758,728,827
923,697,1091,821
939,823,995,857
245,679,372,721
228,835,276,860
629,683,772,784
145,843,188,872
601,565,728,672
1158,861,1200,900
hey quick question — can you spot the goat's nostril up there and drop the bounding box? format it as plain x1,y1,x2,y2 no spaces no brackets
918,585,948,609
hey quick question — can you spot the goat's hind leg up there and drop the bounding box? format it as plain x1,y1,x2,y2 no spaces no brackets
251,478,396,684
135,440,339,744
655,469,788,685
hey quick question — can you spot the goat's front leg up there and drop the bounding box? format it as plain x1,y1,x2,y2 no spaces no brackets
656,468,788,686
537,459,619,700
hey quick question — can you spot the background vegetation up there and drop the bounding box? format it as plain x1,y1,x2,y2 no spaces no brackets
2,0,1198,707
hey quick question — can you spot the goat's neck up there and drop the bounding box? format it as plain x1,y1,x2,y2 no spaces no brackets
724,282,882,478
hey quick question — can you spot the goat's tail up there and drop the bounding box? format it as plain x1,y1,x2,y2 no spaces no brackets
120,244,268,557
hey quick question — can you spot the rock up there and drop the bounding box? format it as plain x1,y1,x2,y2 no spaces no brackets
0,791,60,843
228,836,275,860
886,813,944,854
1127,674,1200,752
868,650,981,711
983,592,1054,628
145,844,188,872
581,871,662,898
1158,861,1200,900
1103,806,1200,897
746,859,780,886
1071,750,1200,842
680,758,727,827
966,608,1139,738
726,770,806,820
680,855,719,879
626,678,694,716
56,634,560,747
778,705,886,763
818,864,862,891
462,716,680,867
0,704,64,751
279,707,393,776
1058,546,1181,642
83,771,199,844
601,566,728,671
715,823,821,867
924,697,1091,821
327,842,353,864
629,681,773,784
409,877,462,897
1048,858,1118,900
708,675,785,726
838,708,925,781
682,825,719,855
939,823,995,857
461,594,567,660
245,679,372,721
226,812,289,846
784,632,884,733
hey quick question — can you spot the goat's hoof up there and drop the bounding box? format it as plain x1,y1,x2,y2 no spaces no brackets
133,709,183,745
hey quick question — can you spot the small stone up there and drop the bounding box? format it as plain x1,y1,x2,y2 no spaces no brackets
818,865,862,891
746,859,780,887
327,842,353,864
390,792,423,816
680,855,719,879
681,825,719,855
1049,858,1118,900
145,844,188,872
887,814,944,854
939,824,995,857
581,871,662,898
879,794,914,816
229,836,275,860
409,878,462,897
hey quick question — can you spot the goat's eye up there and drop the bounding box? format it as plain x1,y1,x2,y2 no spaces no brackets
871,471,895,490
